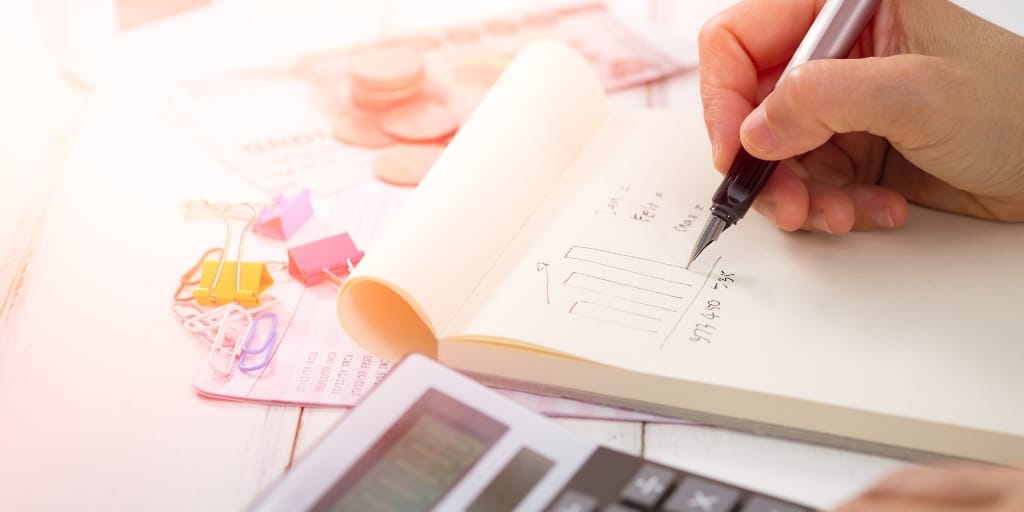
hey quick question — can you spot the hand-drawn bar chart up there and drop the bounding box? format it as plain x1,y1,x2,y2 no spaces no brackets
558,245,695,333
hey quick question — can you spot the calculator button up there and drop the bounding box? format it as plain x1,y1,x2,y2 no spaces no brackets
620,464,677,508
548,490,599,512
662,477,741,512
740,496,808,512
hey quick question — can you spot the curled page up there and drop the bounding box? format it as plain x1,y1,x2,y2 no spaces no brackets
338,40,609,361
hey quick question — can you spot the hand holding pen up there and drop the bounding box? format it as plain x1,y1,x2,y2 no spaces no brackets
689,0,1024,266
692,0,1024,508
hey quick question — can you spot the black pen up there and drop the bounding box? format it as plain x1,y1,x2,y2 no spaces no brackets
687,0,882,268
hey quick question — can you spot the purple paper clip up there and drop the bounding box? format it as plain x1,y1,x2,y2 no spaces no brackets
253,189,313,241
238,311,279,374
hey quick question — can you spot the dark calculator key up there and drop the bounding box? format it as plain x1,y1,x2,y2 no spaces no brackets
662,477,741,512
620,464,677,508
548,489,600,512
741,496,809,512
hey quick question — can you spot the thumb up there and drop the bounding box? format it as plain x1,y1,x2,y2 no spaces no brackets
739,54,960,161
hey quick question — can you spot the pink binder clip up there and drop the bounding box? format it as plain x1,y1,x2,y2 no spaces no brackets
287,232,365,286
253,189,313,241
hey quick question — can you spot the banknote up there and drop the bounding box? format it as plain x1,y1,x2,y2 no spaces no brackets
166,1,693,194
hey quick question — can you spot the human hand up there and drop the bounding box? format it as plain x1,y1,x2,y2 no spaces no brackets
698,0,1024,233
833,465,1024,511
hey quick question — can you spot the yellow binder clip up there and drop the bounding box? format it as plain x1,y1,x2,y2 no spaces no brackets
193,203,274,307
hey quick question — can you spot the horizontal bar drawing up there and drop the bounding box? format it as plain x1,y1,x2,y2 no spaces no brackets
563,271,685,311
565,245,691,285
569,300,661,333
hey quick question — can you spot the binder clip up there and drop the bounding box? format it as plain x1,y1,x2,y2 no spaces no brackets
193,203,275,307
253,189,313,241
174,247,223,302
287,232,364,286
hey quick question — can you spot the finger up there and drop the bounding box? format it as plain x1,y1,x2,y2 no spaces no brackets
860,465,1015,504
799,179,856,234
797,140,859,187
699,0,825,169
880,148,1002,220
740,54,958,162
832,495,972,512
750,159,809,231
844,184,908,230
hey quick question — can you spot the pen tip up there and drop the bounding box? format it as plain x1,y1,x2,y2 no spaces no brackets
687,216,728,269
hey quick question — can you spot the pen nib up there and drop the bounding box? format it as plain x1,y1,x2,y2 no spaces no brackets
686,216,728,269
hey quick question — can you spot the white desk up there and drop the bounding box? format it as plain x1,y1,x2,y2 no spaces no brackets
1,1,1020,510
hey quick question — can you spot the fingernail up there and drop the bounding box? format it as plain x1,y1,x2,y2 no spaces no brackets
741,106,775,152
873,207,896,229
811,212,832,234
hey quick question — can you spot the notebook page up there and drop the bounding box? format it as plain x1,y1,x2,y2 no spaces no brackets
338,40,609,361
451,109,1024,437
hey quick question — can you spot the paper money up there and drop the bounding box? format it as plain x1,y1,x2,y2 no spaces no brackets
167,2,692,194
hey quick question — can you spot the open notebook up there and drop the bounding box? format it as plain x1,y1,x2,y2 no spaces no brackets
337,40,1024,465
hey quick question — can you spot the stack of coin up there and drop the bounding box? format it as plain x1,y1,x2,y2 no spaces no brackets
333,44,464,187
349,46,425,109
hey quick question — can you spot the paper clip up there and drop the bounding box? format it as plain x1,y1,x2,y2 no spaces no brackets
286,232,365,286
207,305,252,377
174,296,280,345
193,203,275,307
174,247,223,302
182,303,244,343
238,312,279,374
253,189,313,241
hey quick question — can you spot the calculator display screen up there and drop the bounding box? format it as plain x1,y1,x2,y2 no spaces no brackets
313,389,508,511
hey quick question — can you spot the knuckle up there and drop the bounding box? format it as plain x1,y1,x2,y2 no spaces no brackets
778,62,821,104
768,63,823,131
697,13,728,50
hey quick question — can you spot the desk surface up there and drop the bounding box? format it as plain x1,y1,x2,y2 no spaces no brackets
1,1,1020,510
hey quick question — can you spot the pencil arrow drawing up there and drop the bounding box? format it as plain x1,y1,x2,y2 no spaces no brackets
536,262,550,305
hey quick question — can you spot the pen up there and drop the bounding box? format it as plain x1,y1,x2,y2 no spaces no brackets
687,0,882,268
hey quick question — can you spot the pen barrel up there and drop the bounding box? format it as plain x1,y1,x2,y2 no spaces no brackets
710,148,780,226
782,0,881,76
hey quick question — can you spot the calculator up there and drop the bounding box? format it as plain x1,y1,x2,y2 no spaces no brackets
247,353,814,512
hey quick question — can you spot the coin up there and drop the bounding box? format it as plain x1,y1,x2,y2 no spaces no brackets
351,81,424,109
350,46,425,91
373,144,445,186
332,109,395,148
380,100,458,142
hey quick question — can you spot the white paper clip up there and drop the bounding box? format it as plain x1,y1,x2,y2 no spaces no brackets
183,303,253,377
